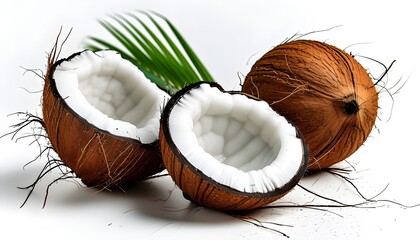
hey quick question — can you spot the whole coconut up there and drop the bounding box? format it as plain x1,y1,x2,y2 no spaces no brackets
242,39,378,171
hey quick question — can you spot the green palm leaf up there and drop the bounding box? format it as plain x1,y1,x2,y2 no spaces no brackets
149,10,214,82
85,11,214,94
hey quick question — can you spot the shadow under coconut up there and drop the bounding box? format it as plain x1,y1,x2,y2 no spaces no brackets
0,165,43,206
1,159,238,225
0,161,92,208
27,171,235,225
113,175,236,225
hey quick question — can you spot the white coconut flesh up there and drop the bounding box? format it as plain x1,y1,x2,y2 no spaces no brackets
168,84,304,194
53,50,169,144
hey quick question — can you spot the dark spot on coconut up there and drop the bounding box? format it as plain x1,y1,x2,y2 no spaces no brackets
344,100,359,115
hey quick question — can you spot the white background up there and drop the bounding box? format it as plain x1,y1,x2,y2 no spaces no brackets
1,0,419,239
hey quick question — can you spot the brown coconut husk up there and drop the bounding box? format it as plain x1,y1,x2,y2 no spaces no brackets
242,39,378,171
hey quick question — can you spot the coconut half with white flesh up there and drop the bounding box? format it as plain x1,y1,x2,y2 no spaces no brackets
160,82,308,211
43,50,170,188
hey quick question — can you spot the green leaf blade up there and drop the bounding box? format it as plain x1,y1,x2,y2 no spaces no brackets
84,10,215,93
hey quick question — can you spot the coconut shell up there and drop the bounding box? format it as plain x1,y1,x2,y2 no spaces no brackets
242,40,378,171
42,52,164,188
160,82,308,211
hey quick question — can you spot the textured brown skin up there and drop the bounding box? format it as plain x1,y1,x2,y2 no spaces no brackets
242,40,378,171
160,82,308,211
42,52,164,188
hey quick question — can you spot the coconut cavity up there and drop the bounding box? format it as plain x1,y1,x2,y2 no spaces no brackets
53,50,168,143
160,82,307,210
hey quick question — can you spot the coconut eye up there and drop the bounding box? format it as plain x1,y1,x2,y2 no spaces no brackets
160,82,308,211
344,100,359,115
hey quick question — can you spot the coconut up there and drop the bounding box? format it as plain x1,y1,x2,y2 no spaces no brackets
242,39,378,171
43,50,170,188
160,82,308,211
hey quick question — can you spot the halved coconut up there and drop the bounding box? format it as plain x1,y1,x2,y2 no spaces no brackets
160,82,308,211
43,50,170,188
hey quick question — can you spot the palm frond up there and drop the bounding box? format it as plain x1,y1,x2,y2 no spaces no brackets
85,11,214,94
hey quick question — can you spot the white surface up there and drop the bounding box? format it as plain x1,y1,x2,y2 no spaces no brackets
1,0,419,239
168,83,303,193
54,50,169,143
